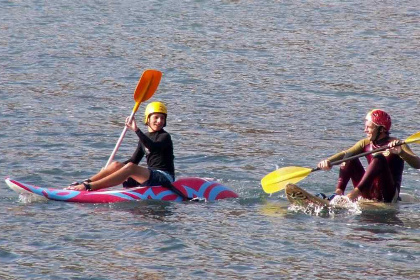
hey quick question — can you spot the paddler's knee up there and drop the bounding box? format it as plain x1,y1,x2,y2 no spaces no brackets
108,161,124,171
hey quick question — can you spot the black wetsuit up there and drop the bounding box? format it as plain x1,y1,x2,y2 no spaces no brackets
123,128,194,200
124,128,175,180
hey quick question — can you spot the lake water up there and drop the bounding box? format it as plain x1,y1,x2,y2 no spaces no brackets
1,0,419,279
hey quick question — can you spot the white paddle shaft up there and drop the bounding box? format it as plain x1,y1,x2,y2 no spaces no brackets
105,110,136,168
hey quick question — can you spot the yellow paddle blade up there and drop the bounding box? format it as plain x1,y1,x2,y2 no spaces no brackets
261,166,312,194
133,69,162,104
405,131,420,144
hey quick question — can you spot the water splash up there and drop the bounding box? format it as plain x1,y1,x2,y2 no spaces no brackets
18,193,48,204
288,195,362,217
330,195,361,215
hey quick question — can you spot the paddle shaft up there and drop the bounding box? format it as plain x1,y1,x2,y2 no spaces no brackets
104,108,137,168
312,139,410,172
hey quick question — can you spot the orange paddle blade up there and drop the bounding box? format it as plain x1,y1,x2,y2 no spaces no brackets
261,166,313,194
134,69,162,104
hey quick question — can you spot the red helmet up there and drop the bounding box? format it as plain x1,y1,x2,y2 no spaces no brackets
365,109,391,131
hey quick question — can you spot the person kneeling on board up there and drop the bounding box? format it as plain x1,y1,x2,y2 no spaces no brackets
317,109,420,202
66,101,191,200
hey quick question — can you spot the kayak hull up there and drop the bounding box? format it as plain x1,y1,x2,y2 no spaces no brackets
5,177,238,203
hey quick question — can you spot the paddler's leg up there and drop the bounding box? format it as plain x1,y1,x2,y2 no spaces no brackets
335,158,365,195
87,163,150,190
66,163,149,191
349,154,395,202
88,161,125,182
88,164,191,200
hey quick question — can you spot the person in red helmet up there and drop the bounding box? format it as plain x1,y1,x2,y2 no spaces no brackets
317,109,420,202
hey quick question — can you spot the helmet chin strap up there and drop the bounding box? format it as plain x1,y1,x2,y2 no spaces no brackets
146,120,157,132
147,124,159,132
146,119,166,132
372,126,386,144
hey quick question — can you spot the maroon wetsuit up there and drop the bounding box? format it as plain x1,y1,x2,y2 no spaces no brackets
328,137,406,202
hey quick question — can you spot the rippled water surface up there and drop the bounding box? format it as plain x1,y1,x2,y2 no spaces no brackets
1,1,420,279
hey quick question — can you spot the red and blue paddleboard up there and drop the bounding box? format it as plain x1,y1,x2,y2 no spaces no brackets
5,177,238,203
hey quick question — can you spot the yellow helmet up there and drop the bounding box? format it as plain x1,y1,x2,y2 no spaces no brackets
144,101,168,125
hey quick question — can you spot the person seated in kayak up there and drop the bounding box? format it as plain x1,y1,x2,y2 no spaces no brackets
317,109,420,202
66,101,188,199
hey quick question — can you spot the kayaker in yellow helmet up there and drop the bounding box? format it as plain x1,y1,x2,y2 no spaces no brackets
66,101,187,198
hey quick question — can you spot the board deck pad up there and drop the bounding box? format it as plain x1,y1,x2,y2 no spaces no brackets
5,177,238,203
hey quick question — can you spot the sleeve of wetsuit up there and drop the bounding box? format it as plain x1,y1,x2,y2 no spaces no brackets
327,139,367,163
124,141,145,165
399,144,420,169
135,129,172,151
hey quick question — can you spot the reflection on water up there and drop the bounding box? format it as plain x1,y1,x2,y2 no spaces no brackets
106,201,175,221
356,209,403,227
259,201,290,218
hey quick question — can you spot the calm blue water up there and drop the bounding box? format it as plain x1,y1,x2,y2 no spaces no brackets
1,0,419,279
